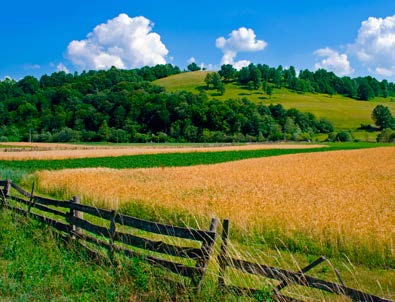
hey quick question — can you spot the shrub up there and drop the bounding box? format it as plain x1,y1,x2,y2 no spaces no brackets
376,128,395,143
335,131,352,142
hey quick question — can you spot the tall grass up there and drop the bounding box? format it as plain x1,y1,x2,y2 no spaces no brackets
35,147,395,268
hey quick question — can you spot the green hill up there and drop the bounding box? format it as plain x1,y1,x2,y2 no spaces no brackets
155,71,395,137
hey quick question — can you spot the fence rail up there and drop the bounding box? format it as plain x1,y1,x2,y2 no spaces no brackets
0,179,218,291
217,219,392,302
1,180,393,301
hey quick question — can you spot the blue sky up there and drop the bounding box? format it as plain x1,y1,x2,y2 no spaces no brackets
1,0,395,81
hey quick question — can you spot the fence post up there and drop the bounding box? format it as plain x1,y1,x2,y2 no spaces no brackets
108,210,117,264
69,196,82,239
194,217,219,293
1,179,11,208
218,219,230,289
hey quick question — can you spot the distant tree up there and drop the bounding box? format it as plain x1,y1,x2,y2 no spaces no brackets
17,76,40,94
204,73,214,88
219,64,236,82
217,81,225,95
187,62,201,72
98,120,111,141
249,64,262,89
358,80,375,100
372,105,394,130
266,85,273,98
238,67,251,84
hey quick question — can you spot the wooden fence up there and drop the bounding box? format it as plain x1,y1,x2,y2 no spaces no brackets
0,179,218,291
218,219,392,302
0,180,393,301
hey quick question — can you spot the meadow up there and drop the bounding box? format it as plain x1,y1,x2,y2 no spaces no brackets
154,71,395,132
34,147,395,269
1,142,394,300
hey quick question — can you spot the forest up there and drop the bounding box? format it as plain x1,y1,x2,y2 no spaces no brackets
1,62,394,143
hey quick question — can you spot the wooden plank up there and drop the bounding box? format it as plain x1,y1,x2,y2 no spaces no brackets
0,180,6,186
29,212,71,233
226,257,392,302
74,231,111,249
4,204,70,233
68,202,114,220
4,204,27,216
33,196,69,207
117,214,216,243
115,231,203,259
221,285,303,302
8,196,67,217
275,256,326,292
67,215,110,239
120,246,201,278
10,182,31,197
9,182,69,207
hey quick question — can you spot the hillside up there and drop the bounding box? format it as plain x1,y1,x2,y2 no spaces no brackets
154,71,395,133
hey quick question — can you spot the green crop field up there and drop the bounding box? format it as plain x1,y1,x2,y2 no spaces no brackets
0,142,386,176
154,71,395,132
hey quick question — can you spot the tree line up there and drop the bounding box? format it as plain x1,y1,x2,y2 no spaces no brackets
0,65,333,143
199,63,395,100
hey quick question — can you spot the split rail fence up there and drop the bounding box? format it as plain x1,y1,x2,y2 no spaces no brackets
0,180,392,302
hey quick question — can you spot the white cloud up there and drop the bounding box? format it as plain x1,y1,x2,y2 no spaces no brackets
314,47,354,76
198,62,218,71
187,57,196,64
216,27,267,69
375,67,394,77
56,63,70,73
66,13,168,70
349,15,395,77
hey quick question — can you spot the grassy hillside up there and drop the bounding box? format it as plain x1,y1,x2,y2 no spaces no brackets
154,71,395,132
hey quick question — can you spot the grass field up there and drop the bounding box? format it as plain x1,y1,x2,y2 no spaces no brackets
34,147,395,269
154,71,395,132
1,142,394,300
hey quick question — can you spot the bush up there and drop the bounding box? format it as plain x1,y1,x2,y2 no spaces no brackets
335,131,352,142
376,128,395,143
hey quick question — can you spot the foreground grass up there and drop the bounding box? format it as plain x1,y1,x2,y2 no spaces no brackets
0,207,393,301
0,210,224,302
0,211,136,301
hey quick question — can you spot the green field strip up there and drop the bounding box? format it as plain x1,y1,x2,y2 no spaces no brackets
0,143,389,172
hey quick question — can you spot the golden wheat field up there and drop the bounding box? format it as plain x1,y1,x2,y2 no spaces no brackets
35,147,394,260
0,142,324,160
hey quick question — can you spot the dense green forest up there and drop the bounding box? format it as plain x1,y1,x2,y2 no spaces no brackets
0,63,394,143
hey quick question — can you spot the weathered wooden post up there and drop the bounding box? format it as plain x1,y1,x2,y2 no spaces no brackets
218,219,230,288
1,179,11,207
4,179,11,197
108,210,117,264
194,217,220,293
69,196,82,239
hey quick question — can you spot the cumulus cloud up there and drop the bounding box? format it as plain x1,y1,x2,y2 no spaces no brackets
56,63,70,73
66,13,168,70
187,57,196,64
349,15,395,77
314,47,354,76
216,27,267,69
